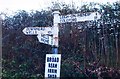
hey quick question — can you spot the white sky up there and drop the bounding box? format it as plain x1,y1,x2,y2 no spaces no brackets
0,0,119,15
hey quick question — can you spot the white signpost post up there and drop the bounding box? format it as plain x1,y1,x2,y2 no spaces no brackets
22,5,101,79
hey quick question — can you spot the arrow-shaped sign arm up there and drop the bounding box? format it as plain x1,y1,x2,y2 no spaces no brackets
22,27,38,35
23,27,53,35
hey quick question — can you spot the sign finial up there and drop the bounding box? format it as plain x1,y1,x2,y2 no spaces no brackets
52,2,61,11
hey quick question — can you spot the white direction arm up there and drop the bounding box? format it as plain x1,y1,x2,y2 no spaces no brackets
22,27,53,35
37,34,53,45
60,12,101,23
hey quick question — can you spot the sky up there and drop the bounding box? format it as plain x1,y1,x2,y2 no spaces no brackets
0,0,119,16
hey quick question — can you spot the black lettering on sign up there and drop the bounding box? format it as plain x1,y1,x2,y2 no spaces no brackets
57,57,59,62
48,74,51,78
41,38,49,44
54,69,57,73
41,38,44,42
41,34,49,44
48,69,51,73
54,74,57,78
48,69,57,73
26,28,32,34
41,34,49,39
30,28,33,30
47,57,59,62
35,30,37,34
46,39,49,43
52,57,54,62
54,64,57,68
41,27,45,30
34,27,37,30
47,57,52,62
41,34,44,37
49,57,51,62
48,74,57,78
51,57,56,62
47,57,49,62
48,63,51,67
48,63,57,68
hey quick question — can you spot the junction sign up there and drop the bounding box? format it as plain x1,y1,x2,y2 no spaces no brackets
22,12,101,46
22,7,101,79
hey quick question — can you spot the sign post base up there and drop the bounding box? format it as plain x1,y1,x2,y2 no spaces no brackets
52,47,58,54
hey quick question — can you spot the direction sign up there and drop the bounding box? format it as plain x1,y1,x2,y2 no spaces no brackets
60,12,101,23
37,34,53,45
45,54,61,79
22,27,52,35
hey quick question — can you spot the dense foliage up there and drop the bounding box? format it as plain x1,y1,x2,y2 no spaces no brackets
2,2,120,78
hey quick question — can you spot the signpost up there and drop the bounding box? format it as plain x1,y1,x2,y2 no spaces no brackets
45,54,61,79
22,4,101,79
